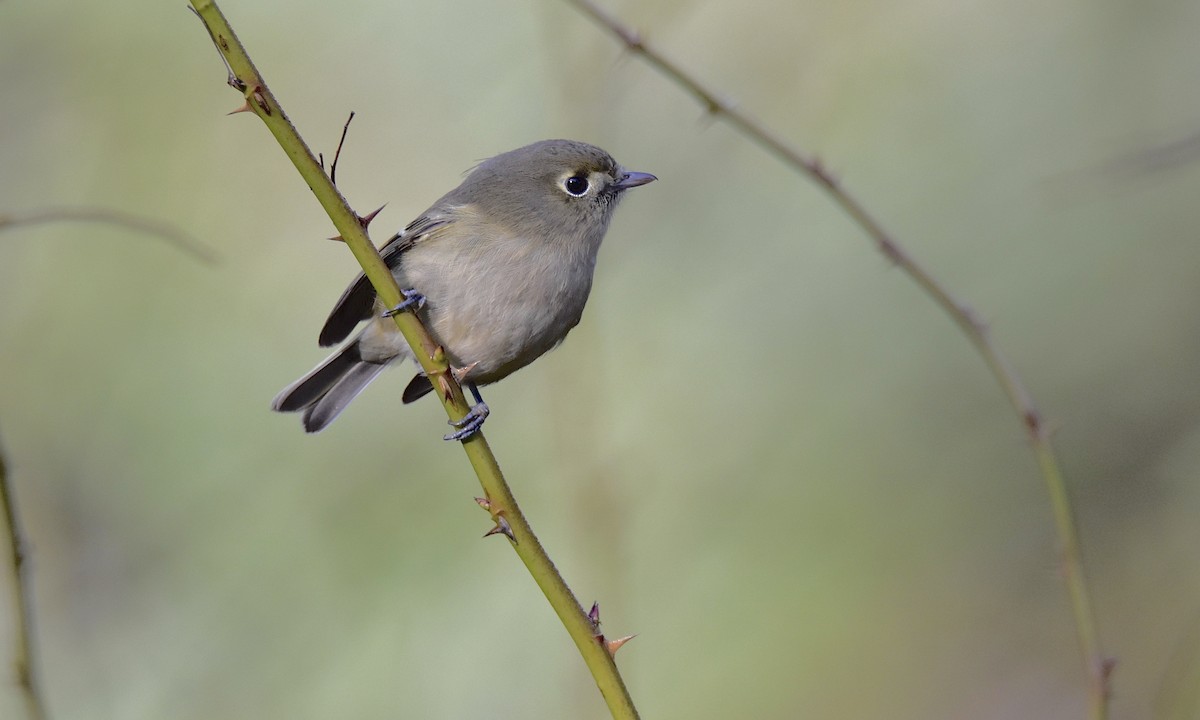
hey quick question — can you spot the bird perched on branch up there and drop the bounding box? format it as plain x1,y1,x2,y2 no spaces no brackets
272,139,656,440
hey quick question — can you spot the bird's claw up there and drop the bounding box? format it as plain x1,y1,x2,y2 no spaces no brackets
382,289,425,317
444,402,489,441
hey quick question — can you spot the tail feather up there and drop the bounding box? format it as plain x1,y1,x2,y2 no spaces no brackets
271,341,390,432
300,361,388,432
402,373,435,404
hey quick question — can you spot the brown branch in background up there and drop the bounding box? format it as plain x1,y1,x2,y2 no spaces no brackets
566,1,1111,717
1102,130,1200,178
0,207,218,265
0,430,47,720
1043,129,1200,201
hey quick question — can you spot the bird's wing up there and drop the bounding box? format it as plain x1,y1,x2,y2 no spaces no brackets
317,214,451,347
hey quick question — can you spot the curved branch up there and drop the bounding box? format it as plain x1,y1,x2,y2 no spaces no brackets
0,207,218,265
566,0,1109,716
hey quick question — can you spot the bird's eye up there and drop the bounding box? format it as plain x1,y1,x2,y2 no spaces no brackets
563,174,590,197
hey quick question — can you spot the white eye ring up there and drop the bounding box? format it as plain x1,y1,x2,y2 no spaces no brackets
562,174,590,197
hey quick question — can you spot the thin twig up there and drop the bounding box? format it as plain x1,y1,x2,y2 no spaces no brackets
0,207,218,265
330,111,355,187
186,3,640,718
0,430,47,720
566,0,1109,716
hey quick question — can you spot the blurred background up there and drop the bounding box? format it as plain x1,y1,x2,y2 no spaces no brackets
2,1,1200,718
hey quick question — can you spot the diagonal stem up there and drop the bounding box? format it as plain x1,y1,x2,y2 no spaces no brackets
566,0,1109,716
186,2,639,717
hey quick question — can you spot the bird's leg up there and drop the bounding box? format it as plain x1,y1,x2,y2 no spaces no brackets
382,288,426,317
445,382,490,441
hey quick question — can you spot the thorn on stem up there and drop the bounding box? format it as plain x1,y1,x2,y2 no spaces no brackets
587,599,634,656
483,516,515,543
452,362,480,384
605,635,636,657
434,362,455,402
358,203,387,228
251,88,270,115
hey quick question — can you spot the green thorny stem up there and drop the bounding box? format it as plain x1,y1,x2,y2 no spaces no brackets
566,0,1110,717
186,3,639,718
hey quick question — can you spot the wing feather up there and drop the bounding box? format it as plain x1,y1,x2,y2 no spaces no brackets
317,216,450,347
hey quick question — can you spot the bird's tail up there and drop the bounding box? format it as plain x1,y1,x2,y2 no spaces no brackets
271,341,390,432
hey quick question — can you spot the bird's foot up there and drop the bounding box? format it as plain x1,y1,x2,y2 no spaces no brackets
444,401,489,441
382,289,425,317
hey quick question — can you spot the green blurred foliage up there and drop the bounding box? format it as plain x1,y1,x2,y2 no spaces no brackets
3,0,1200,718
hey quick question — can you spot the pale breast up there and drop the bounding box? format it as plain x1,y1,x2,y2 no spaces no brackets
394,224,600,385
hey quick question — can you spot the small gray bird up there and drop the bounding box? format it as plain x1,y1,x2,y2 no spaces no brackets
271,139,656,439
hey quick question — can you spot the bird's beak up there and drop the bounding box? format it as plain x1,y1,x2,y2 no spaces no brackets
613,171,657,190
